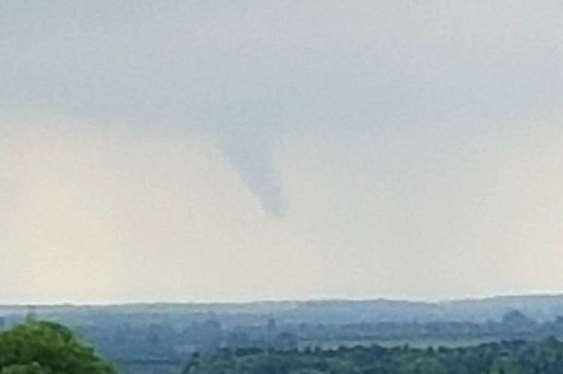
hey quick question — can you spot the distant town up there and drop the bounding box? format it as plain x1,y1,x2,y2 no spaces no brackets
5,295,563,373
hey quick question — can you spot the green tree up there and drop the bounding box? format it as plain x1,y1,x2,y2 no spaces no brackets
0,321,116,374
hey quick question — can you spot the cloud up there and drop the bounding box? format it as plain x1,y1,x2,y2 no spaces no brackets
220,137,287,217
2,1,563,302
2,1,563,217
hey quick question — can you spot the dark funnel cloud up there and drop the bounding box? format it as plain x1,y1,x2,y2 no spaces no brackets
221,139,288,217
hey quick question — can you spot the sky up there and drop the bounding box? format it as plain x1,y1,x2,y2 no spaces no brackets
1,1,563,304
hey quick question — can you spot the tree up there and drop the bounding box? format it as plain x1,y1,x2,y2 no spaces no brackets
0,321,116,374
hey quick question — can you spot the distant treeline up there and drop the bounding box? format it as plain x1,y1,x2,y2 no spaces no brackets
6,307,563,373
184,338,563,374
76,310,563,362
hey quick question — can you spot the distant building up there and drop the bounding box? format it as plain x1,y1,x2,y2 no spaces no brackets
26,305,38,322
189,318,223,354
273,331,298,351
266,318,277,346
502,310,535,327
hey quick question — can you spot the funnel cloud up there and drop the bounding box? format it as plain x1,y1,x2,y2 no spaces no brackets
2,0,563,303
221,138,287,217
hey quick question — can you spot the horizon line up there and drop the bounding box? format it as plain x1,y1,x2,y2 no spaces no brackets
3,291,563,308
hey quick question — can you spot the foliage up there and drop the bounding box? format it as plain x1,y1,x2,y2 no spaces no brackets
184,338,563,374
0,321,116,374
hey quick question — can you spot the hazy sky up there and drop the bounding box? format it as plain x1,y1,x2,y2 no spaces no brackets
1,1,563,304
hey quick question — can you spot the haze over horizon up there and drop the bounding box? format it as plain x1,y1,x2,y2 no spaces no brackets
2,1,563,304
6,291,563,308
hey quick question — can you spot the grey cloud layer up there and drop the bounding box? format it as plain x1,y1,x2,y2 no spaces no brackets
2,0,563,215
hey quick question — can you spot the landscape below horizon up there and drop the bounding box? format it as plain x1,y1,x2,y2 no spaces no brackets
4,293,563,373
